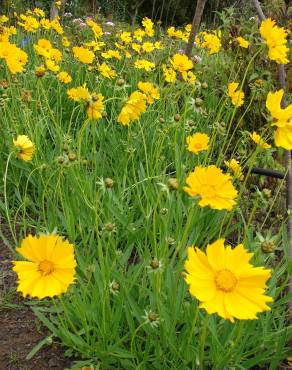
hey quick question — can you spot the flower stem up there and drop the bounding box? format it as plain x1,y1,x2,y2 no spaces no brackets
199,313,209,370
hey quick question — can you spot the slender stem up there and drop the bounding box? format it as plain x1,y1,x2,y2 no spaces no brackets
199,313,208,370
3,152,17,248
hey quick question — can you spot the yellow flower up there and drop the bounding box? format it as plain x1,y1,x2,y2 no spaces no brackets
265,90,292,149
170,53,193,73
33,8,45,18
35,65,46,77
249,132,271,149
84,40,105,51
259,18,289,64
87,94,105,120
142,17,154,37
101,49,121,60
62,36,71,47
57,71,72,84
86,19,103,38
134,59,155,72
119,31,132,44
167,26,183,39
18,15,40,33
236,36,249,48
186,133,209,154
13,234,76,299
274,126,292,150
228,82,244,107
45,58,60,72
13,135,35,161
224,159,244,181
0,15,9,24
142,41,155,53
134,28,145,41
0,42,28,74
137,81,160,104
67,85,90,101
184,239,273,322
118,91,147,126
51,18,64,34
40,18,51,30
184,165,238,211
132,42,141,54
266,89,292,127
162,65,176,83
198,32,221,54
72,46,94,64
97,62,116,79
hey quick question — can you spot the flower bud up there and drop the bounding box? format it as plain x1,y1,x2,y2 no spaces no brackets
261,240,276,253
167,178,179,190
104,177,114,188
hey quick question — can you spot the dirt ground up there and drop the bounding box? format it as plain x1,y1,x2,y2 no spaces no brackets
0,223,72,370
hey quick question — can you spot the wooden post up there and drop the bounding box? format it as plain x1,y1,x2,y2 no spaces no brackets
184,0,207,58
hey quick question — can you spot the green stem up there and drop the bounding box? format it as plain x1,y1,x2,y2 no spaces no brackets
199,313,209,370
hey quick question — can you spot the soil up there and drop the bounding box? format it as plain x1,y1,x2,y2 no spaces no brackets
0,223,72,370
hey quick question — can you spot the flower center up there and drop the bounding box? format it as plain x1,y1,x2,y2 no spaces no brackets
194,143,202,149
38,260,54,275
215,269,237,292
200,185,216,199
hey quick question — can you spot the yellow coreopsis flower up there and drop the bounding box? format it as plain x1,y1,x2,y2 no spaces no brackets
97,62,116,79
33,8,45,18
117,91,147,126
186,133,210,154
87,94,105,120
236,36,249,48
249,132,271,149
40,18,51,30
142,41,155,53
67,85,90,101
184,165,238,211
86,19,103,38
62,36,71,47
266,89,292,127
101,49,121,60
45,58,60,72
142,17,154,37
137,81,160,104
184,239,273,322
134,59,155,72
274,126,292,150
132,42,141,54
119,31,132,44
199,32,221,54
224,159,244,181
13,135,35,161
57,71,72,84
259,18,289,64
170,53,193,74
266,90,292,149
72,46,94,64
134,28,145,41
162,65,176,83
18,15,40,32
13,234,76,299
228,82,244,107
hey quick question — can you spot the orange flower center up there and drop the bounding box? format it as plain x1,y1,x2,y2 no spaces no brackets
38,260,54,275
194,143,202,149
200,185,216,199
215,269,237,292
